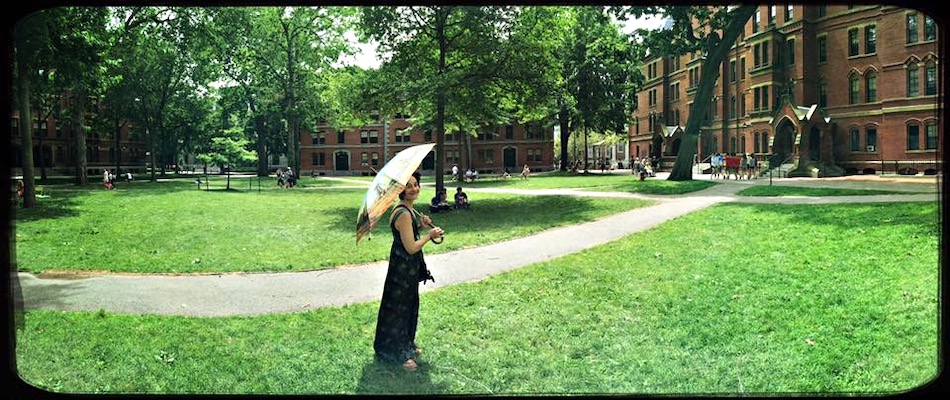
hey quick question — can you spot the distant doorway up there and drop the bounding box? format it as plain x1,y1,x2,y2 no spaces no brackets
503,148,516,172
335,151,349,171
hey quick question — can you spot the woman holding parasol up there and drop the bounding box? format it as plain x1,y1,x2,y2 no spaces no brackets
373,171,443,371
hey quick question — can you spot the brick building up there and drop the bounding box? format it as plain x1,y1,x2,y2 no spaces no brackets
301,115,555,177
10,96,148,178
631,5,942,175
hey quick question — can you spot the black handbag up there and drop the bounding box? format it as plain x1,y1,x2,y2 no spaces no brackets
418,258,435,284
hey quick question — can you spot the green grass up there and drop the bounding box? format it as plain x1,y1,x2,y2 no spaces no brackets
15,201,939,395
737,186,911,197
13,181,651,274
452,172,717,194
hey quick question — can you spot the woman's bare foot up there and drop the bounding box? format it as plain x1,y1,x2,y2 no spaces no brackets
414,347,423,355
401,359,418,372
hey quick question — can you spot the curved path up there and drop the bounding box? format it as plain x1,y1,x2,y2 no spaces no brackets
16,174,940,317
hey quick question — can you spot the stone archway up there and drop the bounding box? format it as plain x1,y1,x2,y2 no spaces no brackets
773,118,796,162
808,126,821,161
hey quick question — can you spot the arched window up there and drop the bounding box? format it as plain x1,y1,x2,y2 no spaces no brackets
907,64,919,97
865,71,877,102
849,73,860,104
925,61,937,95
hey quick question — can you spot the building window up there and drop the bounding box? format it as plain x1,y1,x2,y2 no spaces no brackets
740,136,746,153
730,136,737,154
925,61,937,95
786,38,795,65
865,72,877,102
369,130,379,144
865,25,876,54
818,36,827,63
337,130,346,144
762,86,769,111
924,15,935,41
730,96,737,119
361,152,369,166
669,82,680,101
312,152,326,166
739,57,745,79
907,125,920,150
907,64,919,97
11,117,18,136
818,6,827,17
424,130,432,142
925,123,938,150
819,81,828,108
849,74,860,104
848,28,859,56
753,9,761,33
866,128,877,151
754,133,760,153
740,93,746,116
907,13,918,43
360,130,369,144
315,131,327,144
446,131,456,142
769,5,776,25
506,125,513,139
850,128,861,151
762,133,769,152
477,149,494,164
754,87,761,111
785,5,793,21
762,41,769,66
730,60,737,82
395,129,410,143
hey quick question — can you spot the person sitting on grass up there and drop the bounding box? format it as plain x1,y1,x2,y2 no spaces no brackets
429,188,452,213
454,186,469,209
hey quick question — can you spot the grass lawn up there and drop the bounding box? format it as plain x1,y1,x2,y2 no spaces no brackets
451,171,717,194
737,186,912,197
14,201,939,395
13,181,652,274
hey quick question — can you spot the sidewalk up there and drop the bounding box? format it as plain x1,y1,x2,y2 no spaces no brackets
16,175,939,317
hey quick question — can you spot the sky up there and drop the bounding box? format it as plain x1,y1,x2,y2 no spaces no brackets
336,14,668,70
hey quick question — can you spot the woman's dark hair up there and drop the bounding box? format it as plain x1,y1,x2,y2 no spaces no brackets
398,171,422,200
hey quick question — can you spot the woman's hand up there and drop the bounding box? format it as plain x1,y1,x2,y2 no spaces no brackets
427,226,444,240
421,214,433,228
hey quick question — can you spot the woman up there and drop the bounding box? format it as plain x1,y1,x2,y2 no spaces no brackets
374,171,444,371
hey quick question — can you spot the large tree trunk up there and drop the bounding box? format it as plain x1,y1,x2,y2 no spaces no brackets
434,9,448,193
15,45,36,208
558,106,570,172
668,5,756,181
250,98,267,177
72,91,88,185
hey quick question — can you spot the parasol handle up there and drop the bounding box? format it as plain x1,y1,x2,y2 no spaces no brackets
423,220,444,244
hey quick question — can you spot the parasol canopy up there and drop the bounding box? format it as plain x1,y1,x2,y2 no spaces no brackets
355,143,436,244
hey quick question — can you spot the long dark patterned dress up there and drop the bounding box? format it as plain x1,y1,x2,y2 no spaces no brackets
373,205,424,364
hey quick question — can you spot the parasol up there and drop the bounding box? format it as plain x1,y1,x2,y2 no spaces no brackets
355,143,436,244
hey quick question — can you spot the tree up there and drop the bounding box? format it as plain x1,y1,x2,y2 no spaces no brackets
614,5,757,181
359,6,518,193
195,117,257,190
246,7,353,177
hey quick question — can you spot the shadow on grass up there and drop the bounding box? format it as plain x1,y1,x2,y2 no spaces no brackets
11,189,84,223
322,194,614,236
355,360,450,395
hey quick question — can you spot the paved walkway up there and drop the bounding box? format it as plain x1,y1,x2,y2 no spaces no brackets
16,173,940,317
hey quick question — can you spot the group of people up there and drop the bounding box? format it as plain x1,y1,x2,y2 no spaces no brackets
631,157,656,180
429,186,469,213
102,169,133,189
710,153,758,180
275,167,297,188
